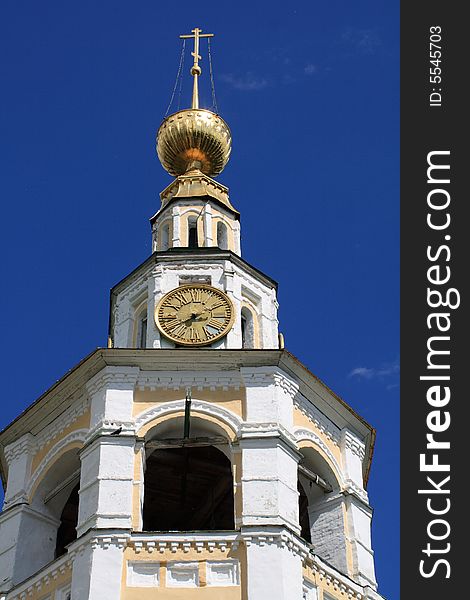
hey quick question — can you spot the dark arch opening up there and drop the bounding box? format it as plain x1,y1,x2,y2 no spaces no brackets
55,483,79,558
216,221,228,250
298,480,312,544
143,445,234,531
188,217,198,248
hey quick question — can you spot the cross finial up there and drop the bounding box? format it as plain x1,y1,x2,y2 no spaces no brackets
180,28,214,109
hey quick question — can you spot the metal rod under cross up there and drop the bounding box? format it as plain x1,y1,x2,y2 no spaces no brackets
179,27,214,109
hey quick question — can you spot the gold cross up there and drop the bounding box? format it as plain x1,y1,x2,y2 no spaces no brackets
180,28,214,109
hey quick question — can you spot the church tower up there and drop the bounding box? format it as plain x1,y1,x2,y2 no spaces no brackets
0,29,385,600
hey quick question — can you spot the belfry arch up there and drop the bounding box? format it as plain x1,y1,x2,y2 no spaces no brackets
141,414,236,532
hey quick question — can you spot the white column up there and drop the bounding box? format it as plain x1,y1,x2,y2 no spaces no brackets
0,504,60,590
239,434,300,533
233,220,241,256
0,434,37,592
241,367,298,431
172,205,181,247
244,531,303,600
70,533,128,600
2,433,35,508
78,367,138,536
203,202,213,247
340,429,377,589
344,494,377,589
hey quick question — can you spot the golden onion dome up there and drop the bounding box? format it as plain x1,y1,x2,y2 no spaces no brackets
156,109,231,177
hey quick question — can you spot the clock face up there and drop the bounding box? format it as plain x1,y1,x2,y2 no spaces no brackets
155,284,234,346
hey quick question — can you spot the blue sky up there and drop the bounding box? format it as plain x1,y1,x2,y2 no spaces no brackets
0,1,399,597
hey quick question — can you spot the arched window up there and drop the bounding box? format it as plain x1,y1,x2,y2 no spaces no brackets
137,314,147,349
19,449,81,582
297,448,346,570
160,222,170,251
143,445,234,531
298,480,312,544
241,306,255,349
55,483,79,558
188,216,198,248
216,221,228,250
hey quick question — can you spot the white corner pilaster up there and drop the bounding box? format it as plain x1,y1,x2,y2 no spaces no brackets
85,365,139,433
172,205,181,247
2,433,36,508
203,202,213,247
243,528,303,600
233,220,241,256
241,366,298,430
239,426,301,533
70,533,128,600
77,435,136,536
340,429,367,493
344,493,378,589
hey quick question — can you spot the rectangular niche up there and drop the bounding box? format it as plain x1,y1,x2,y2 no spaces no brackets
166,562,199,587
206,560,240,586
302,579,318,600
127,561,160,587
57,586,71,600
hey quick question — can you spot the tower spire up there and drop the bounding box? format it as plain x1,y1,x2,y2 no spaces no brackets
180,27,214,109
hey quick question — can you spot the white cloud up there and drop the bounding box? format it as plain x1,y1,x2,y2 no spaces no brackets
221,72,268,91
304,64,317,75
349,359,400,387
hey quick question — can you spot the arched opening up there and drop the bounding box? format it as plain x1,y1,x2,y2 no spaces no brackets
188,216,198,248
143,445,234,531
216,221,228,250
298,480,311,544
160,222,170,251
55,483,79,558
297,446,346,572
241,306,255,348
17,448,82,583
137,313,147,348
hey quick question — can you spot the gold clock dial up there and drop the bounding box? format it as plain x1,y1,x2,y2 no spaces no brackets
155,284,234,346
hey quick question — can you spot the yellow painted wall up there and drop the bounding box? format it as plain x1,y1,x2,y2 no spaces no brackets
122,544,246,600
133,388,245,420
31,411,90,474
293,406,341,464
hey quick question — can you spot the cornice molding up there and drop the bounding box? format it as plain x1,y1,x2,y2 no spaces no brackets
341,429,366,461
137,370,243,391
128,532,240,554
85,366,140,397
4,434,36,463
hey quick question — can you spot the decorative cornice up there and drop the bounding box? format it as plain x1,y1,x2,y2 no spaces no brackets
240,367,298,396
4,434,36,463
128,532,240,554
294,393,341,446
6,549,73,600
84,420,136,444
136,370,243,392
341,429,366,461
308,556,363,600
238,422,299,453
85,366,140,397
